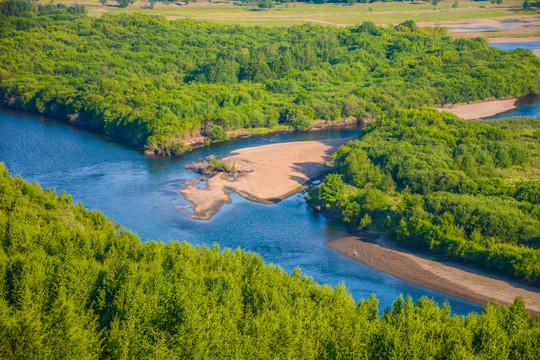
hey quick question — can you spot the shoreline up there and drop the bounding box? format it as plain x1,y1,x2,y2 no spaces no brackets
0,103,364,157
327,233,540,315
180,117,361,150
435,97,520,119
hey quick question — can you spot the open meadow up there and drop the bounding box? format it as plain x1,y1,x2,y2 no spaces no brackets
46,0,539,33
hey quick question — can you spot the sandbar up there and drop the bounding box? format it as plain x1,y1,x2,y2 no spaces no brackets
328,233,540,314
488,36,540,44
435,98,518,119
179,138,352,220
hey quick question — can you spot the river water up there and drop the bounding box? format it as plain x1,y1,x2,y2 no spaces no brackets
1,98,538,315
490,41,540,52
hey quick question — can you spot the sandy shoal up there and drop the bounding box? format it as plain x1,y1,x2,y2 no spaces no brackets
328,234,540,314
179,138,351,220
418,16,540,31
488,36,540,43
435,98,518,119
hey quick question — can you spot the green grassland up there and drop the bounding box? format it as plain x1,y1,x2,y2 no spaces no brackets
46,0,538,27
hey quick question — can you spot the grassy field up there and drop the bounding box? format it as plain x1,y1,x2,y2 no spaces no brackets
45,0,539,28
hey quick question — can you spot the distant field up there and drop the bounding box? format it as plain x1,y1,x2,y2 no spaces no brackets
45,0,538,28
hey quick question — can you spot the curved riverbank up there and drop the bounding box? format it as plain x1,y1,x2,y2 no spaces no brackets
328,233,540,315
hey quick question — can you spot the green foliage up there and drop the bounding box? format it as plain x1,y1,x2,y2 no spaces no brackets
309,110,540,283
208,124,229,142
117,0,135,7
207,158,230,172
0,8,537,154
1,164,539,358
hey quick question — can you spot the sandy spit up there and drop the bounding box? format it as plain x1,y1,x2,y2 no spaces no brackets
435,98,518,119
178,138,352,220
327,234,540,314
488,36,540,43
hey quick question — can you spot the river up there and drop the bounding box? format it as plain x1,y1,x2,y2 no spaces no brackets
1,99,538,315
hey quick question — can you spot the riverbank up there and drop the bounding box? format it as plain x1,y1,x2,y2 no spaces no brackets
435,98,519,119
180,117,361,150
179,137,351,220
328,233,540,314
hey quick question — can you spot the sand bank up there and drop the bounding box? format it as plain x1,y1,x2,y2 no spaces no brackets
435,98,518,119
179,138,351,220
488,36,540,44
419,16,540,32
328,234,540,314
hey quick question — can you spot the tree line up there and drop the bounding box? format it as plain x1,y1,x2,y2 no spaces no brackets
0,0,538,154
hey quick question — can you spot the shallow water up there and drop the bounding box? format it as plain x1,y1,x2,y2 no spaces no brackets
0,109,489,314
486,94,540,119
449,23,539,32
490,41,540,51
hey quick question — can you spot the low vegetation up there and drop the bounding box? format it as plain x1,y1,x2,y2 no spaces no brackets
1,164,540,358
308,110,540,284
1,1,538,154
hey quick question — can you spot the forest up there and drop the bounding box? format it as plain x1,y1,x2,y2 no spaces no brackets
308,110,540,284
0,164,538,358
1,0,539,154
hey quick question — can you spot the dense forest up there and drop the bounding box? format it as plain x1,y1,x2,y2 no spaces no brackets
1,1,538,154
0,164,538,358
308,110,540,284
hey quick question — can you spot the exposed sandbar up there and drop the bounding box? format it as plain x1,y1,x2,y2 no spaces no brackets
488,36,540,44
435,98,518,119
328,234,540,314
179,138,351,220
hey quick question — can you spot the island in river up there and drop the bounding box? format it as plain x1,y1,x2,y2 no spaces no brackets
179,137,351,220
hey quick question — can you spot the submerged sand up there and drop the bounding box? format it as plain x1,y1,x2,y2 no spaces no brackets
436,98,518,119
328,234,540,314
178,138,351,220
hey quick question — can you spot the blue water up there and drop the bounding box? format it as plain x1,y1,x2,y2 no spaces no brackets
487,94,540,119
449,22,539,32
4,95,539,313
3,95,540,313
0,109,489,315
491,41,540,51
450,27,499,31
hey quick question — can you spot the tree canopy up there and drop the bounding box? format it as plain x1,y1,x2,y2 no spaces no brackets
308,110,540,284
0,1,538,154
0,164,539,358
